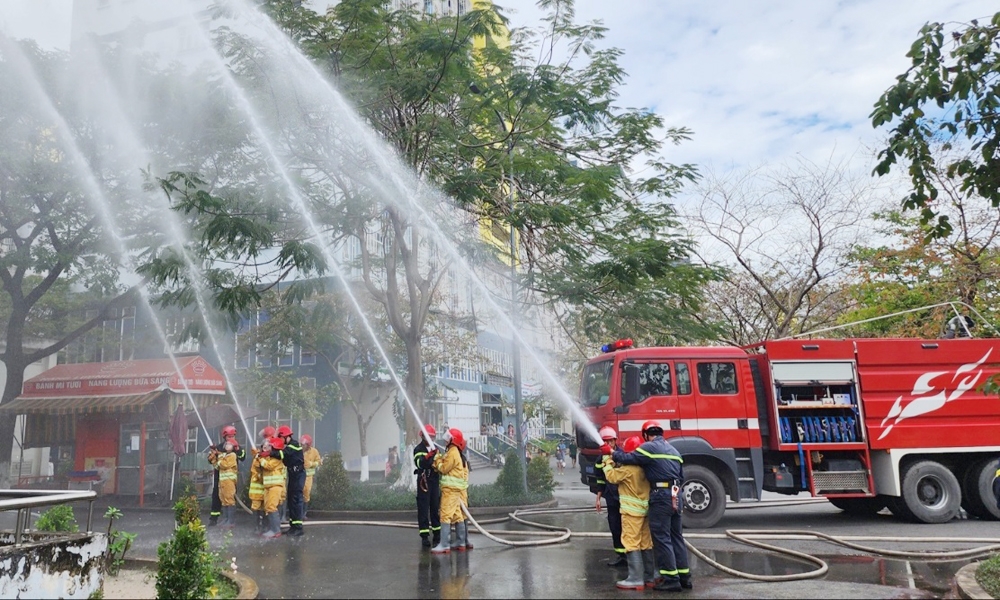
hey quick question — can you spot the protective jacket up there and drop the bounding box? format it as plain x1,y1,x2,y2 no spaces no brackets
612,436,684,495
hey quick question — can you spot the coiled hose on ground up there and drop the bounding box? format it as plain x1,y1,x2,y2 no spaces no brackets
303,498,1000,582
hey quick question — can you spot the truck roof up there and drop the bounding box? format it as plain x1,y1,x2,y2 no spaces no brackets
585,345,750,365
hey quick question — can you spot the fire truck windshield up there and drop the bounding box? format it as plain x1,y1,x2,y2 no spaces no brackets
581,359,613,407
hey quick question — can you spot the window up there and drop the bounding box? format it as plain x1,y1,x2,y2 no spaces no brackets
581,360,613,407
623,363,672,404
255,310,272,367
697,362,738,395
676,362,692,395
235,315,252,369
300,345,317,366
278,342,294,367
425,0,434,14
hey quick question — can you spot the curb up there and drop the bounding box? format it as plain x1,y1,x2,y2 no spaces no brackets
120,558,259,599
956,562,992,600
308,498,558,521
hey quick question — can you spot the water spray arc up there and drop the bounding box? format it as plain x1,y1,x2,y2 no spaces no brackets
224,1,603,445
0,36,215,445
70,39,258,448
186,15,435,448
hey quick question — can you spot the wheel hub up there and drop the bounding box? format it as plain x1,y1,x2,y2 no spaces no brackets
684,482,710,512
916,476,946,509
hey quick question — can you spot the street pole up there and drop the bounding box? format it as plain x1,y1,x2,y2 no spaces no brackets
507,138,528,496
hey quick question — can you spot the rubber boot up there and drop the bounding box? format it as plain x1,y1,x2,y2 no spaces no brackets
421,534,431,548
679,572,693,590
463,522,473,550
608,552,627,567
220,506,230,527
653,575,682,592
453,521,467,551
642,550,658,588
262,512,282,539
208,513,219,527
616,552,646,590
227,506,236,527
431,523,452,554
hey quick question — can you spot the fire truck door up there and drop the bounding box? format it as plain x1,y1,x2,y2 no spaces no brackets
619,361,694,440
691,359,752,448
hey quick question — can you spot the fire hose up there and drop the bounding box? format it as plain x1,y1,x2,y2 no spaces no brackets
304,500,1000,582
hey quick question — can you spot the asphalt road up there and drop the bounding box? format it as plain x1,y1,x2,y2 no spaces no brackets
8,474,993,598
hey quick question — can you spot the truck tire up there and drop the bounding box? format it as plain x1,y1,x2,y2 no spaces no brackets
828,496,886,516
961,458,1000,521
885,495,916,522
681,465,726,529
897,460,961,524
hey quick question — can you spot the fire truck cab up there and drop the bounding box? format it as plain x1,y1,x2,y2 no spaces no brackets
578,337,1000,528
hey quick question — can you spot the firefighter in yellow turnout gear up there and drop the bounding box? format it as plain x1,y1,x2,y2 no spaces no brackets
259,436,287,539
601,436,655,590
213,441,239,528
249,426,275,534
302,434,322,508
431,428,470,554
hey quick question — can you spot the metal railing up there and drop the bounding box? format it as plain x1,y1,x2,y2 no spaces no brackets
0,489,97,546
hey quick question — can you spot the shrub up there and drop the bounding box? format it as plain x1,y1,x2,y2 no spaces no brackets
494,450,525,498
174,495,200,527
310,452,351,509
467,484,550,507
527,455,556,495
977,554,1000,599
102,507,135,577
35,505,78,533
344,482,413,510
156,520,214,600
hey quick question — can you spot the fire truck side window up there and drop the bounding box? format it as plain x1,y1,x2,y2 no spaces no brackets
676,362,692,395
697,362,738,395
622,363,672,404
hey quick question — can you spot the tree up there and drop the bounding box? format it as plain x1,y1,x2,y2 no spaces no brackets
0,39,145,485
683,158,880,344
872,12,1000,238
150,0,716,450
840,169,1000,337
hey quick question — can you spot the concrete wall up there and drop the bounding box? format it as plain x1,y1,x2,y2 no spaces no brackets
0,532,107,599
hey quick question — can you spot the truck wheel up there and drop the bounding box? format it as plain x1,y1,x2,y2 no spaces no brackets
898,460,961,524
681,465,726,529
828,497,886,516
961,458,1000,521
885,495,916,522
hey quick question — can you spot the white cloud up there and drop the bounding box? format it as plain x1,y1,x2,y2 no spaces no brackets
500,0,997,172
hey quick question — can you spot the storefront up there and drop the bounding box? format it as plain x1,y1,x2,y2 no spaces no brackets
1,356,228,505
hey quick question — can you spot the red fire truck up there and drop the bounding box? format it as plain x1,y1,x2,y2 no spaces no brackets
577,337,1000,528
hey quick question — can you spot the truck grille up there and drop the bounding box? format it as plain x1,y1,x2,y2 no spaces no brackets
813,471,869,494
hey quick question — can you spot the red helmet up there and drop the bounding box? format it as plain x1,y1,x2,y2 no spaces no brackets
623,435,643,453
599,426,617,441
447,428,466,451
269,436,285,451
221,425,237,438
424,424,437,438
277,425,293,438
301,434,313,446
641,420,663,435
260,426,276,439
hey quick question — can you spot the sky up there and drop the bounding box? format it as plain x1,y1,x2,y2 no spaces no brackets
0,0,995,174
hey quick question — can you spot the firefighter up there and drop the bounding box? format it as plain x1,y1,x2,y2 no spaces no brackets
258,436,287,539
414,424,441,548
208,424,245,526
605,420,691,592
249,426,275,534
601,436,654,590
302,434,323,511
273,425,307,537
214,441,239,528
431,428,470,554
595,426,626,567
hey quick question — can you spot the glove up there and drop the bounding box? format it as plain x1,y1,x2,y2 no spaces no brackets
209,444,217,451
598,444,612,456
426,449,438,461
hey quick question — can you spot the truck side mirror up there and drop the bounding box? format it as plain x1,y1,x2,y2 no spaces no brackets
623,363,640,406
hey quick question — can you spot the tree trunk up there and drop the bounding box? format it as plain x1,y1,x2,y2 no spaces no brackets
358,411,369,482
404,336,424,445
0,355,28,489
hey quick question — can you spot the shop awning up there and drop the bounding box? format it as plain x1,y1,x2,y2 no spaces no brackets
0,389,168,416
